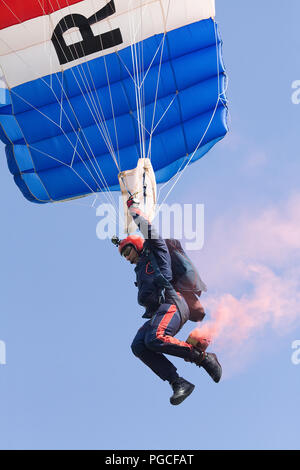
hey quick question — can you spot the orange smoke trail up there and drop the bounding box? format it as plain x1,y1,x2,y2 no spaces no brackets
183,191,300,376
187,297,236,351
187,262,300,367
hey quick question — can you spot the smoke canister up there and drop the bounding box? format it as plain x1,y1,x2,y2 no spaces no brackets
186,329,211,352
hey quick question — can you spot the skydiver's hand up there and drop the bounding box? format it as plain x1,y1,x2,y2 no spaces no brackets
127,194,139,208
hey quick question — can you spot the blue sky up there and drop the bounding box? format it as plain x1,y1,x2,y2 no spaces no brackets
0,0,300,450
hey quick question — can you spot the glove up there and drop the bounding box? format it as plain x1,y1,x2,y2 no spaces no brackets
127,194,139,208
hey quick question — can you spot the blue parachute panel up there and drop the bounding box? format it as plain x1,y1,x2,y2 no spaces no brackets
0,18,228,203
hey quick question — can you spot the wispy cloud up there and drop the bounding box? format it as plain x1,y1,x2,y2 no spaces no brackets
190,193,300,375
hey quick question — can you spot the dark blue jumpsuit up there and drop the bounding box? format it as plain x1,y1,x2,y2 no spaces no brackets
129,206,193,383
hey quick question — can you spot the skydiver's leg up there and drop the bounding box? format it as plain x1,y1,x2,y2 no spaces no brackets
133,305,222,386
144,304,193,360
131,320,180,383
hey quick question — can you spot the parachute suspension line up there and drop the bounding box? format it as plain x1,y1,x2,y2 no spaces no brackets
52,0,156,210
24,0,119,212
146,0,171,161
128,33,172,151
46,1,116,164
77,0,122,171
156,96,221,214
138,0,146,161
38,0,120,198
156,16,227,211
130,0,157,160
153,94,178,135
3,0,151,214
33,0,119,209
9,86,117,211
37,0,154,208
0,39,117,213
116,32,166,90
48,7,120,215
52,0,128,215
62,0,172,179
128,0,146,161
146,33,166,161
47,0,121,173
116,23,159,144
54,76,119,209
99,48,121,171
139,35,166,89
127,0,172,164
141,11,147,162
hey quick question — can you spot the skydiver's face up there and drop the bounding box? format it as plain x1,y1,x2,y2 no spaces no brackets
122,245,139,265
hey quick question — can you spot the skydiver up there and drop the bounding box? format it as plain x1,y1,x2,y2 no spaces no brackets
114,196,222,406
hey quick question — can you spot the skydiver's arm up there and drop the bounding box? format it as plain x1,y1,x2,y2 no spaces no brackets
128,205,167,252
128,202,172,282
129,204,158,240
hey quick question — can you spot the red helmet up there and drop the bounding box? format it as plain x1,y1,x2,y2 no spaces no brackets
119,235,144,256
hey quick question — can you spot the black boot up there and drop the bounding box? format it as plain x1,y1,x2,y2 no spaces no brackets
169,377,195,405
188,349,222,383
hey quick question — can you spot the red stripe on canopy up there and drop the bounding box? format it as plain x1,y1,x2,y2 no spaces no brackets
0,0,84,30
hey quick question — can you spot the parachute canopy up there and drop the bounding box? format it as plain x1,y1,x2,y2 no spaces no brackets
0,0,228,204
